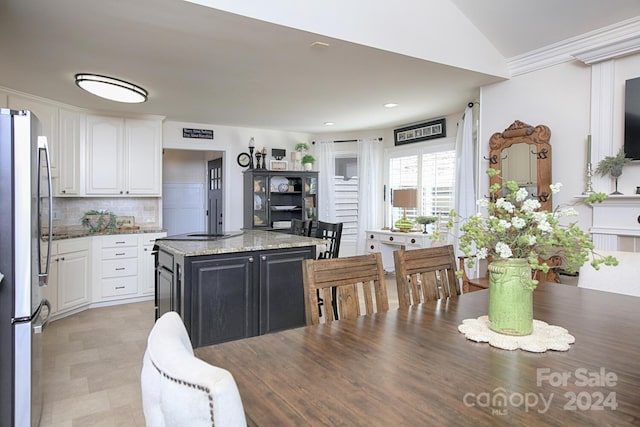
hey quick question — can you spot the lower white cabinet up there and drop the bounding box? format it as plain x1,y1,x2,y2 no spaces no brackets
42,237,91,317
92,232,166,303
139,233,166,295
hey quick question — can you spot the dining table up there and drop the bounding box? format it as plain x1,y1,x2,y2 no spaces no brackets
195,283,640,426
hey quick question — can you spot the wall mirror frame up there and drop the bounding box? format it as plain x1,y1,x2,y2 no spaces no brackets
488,120,552,211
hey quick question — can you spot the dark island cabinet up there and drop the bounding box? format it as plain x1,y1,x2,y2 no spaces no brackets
157,245,315,348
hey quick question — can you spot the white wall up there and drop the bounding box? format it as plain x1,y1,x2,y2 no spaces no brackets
479,53,640,231
162,121,312,231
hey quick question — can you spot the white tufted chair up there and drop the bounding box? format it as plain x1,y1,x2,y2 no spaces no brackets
578,250,640,297
141,312,247,427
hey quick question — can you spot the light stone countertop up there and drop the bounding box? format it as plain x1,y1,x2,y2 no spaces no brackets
155,230,326,257
45,227,167,240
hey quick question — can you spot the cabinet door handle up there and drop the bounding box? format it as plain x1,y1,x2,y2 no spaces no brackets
261,255,267,261
115,241,126,244
115,286,125,289
411,238,416,244
120,191,123,194
61,190,66,194
248,257,254,263
115,252,125,256
115,267,126,271
389,236,394,241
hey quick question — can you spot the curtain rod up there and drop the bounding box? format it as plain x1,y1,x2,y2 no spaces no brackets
312,137,383,144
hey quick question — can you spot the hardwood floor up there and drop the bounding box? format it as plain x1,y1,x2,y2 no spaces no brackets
37,274,398,425
41,300,155,426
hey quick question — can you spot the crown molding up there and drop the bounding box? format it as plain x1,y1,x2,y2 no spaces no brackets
507,16,640,76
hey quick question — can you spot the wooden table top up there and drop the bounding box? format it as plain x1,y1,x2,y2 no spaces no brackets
195,284,640,426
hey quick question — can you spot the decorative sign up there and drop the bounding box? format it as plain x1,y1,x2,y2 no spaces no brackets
394,118,446,146
183,128,214,139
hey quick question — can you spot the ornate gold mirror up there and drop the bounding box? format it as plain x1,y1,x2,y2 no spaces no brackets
488,120,552,211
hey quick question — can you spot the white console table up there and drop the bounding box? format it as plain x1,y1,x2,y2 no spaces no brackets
365,229,435,272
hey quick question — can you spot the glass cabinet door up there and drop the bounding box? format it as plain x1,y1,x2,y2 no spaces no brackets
252,175,268,227
303,175,317,221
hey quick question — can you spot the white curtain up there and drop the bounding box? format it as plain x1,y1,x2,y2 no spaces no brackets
356,138,381,254
454,105,476,254
316,141,336,222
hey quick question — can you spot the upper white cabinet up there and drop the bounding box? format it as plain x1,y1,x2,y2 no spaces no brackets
86,115,162,196
57,108,82,196
8,95,59,175
125,119,162,195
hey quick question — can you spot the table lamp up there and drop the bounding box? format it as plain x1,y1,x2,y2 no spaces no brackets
393,188,416,232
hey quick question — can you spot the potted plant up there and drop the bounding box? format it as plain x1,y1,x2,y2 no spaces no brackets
81,209,117,233
451,168,617,336
415,215,438,234
594,148,632,194
302,154,315,171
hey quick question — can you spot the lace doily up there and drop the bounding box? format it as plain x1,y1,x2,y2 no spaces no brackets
458,316,575,352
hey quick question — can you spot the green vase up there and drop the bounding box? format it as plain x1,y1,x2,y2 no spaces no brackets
488,258,533,336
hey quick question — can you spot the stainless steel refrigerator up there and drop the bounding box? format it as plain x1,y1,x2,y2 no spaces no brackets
0,109,52,427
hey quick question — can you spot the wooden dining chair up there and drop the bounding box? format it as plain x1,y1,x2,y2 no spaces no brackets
290,218,311,236
393,245,461,308
302,252,389,325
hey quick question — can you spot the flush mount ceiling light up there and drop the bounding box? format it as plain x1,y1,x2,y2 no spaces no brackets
75,73,148,103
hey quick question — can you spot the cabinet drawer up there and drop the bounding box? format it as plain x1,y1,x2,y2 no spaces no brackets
58,237,89,253
102,235,137,248
102,247,138,260
101,258,138,278
101,276,138,297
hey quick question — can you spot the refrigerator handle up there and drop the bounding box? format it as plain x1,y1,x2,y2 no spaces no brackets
33,299,52,334
37,136,53,285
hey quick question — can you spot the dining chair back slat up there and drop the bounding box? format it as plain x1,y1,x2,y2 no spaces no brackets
393,245,461,308
302,252,388,325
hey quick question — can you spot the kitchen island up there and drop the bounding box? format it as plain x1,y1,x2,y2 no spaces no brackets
155,230,325,347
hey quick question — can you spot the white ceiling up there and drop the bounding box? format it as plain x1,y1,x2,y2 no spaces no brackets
1,0,639,134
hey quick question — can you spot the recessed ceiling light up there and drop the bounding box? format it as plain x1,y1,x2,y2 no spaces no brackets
75,73,148,103
384,103,399,108
324,122,335,126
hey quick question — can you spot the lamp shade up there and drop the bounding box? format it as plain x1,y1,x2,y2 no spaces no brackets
392,189,417,208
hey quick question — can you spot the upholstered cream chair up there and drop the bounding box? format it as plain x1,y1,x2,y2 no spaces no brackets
141,312,247,427
578,250,640,297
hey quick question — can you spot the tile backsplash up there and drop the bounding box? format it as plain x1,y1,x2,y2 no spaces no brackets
52,197,161,231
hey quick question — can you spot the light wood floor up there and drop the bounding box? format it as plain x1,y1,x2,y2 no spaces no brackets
37,274,399,426
41,300,155,426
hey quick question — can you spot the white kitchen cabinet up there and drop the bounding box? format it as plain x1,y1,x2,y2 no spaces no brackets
85,115,124,195
125,119,162,195
57,108,82,196
8,95,59,175
43,238,91,317
139,232,167,295
93,232,166,302
85,115,161,196
96,235,139,300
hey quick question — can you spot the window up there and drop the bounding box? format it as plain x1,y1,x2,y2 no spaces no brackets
388,147,456,227
334,155,358,242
